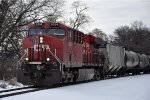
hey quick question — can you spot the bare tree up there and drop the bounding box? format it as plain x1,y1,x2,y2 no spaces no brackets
87,28,107,49
0,0,64,43
90,28,108,41
45,0,64,22
111,21,150,54
0,0,64,80
69,1,90,29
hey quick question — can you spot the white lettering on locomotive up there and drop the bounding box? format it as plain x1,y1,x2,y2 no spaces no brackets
34,45,50,51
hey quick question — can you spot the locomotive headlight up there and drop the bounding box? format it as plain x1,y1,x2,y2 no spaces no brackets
25,58,29,61
46,58,50,61
39,37,43,43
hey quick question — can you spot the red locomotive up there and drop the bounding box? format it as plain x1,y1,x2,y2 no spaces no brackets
17,22,104,85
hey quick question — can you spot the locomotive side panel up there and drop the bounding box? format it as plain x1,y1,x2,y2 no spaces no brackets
83,34,103,67
63,28,83,68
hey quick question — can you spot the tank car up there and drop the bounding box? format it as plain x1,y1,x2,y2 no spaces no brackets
125,52,150,74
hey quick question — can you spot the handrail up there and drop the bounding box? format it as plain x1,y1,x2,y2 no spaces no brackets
17,46,63,71
17,52,27,70
48,48,62,71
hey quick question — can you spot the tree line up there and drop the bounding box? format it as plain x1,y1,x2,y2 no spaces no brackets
110,21,150,55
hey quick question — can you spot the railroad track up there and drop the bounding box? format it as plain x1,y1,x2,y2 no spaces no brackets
0,86,48,99
0,81,94,99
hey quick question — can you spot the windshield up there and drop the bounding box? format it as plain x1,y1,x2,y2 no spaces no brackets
47,29,65,36
28,28,65,39
29,29,45,35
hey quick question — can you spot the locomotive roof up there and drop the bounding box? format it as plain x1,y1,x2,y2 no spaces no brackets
28,22,83,33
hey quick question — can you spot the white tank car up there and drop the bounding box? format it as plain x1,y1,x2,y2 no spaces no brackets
125,51,139,69
138,54,149,68
99,44,125,74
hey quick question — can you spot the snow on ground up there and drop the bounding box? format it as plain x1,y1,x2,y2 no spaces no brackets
0,80,23,91
1,74,150,100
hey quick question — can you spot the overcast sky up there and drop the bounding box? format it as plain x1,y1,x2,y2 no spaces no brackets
66,0,150,35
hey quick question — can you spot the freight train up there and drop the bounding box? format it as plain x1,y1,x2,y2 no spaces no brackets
17,22,150,86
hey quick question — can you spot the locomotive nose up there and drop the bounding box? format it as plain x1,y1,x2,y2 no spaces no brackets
25,35,51,62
